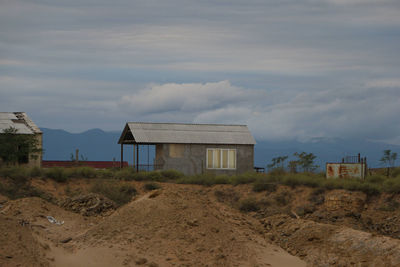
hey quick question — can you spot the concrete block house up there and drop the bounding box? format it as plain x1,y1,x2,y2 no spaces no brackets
0,112,42,167
118,122,256,175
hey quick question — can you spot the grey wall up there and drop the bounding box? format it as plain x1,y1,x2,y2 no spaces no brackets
155,143,254,175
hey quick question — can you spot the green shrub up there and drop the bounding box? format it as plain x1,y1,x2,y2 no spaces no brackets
114,168,136,180
323,178,344,190
358,183,381,196
143,182,161,191
365,175,385,184
177,174,217,186
145,171,164,181
282,174,323,188
268,168,286,177
29,166,43,177
160,169,184,180
0,166,30,184
0,178,52,201
97,169,115,179
252,179,277,192
91,181,137,206
383,178,400,194
239,198,259,212
73,167,97,178
230,172,260,185
45,167,68,182
391,167,400,178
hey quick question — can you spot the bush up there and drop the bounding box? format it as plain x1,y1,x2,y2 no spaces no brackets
91,180,137,206
145,171,164,181
391,167,400,178
383,178,400,194
143,182,161,191
230,172,260,185
114,168,136,181
0,177,52,201
160,169,184,180
0,166,30,184
177,174,218,186
239,198,259,212
45,167,68,182
365,175,385,184
29,167,43,177
97,169,115,179
252,179,277,192
268,168,286,177
282,174,323,188
73,167,97,178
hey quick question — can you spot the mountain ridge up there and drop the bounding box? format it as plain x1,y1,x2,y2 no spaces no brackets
41,127,400,169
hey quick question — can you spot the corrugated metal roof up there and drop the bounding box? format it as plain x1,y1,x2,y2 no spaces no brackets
119,122,256,145
0,112,42,134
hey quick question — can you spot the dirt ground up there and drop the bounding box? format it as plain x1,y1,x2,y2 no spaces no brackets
0,180,305,267
2,178,400,266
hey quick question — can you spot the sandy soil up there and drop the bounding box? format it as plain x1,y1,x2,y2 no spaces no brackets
3,178,400,266
0,183,305,267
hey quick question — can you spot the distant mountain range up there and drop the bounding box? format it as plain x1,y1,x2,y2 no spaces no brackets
41,128,400,170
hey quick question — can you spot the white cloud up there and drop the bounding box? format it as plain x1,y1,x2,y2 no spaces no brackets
119,80,400,142
120,80,263,114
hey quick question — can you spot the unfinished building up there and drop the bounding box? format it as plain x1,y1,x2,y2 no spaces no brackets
118,122,256,175
0,112,42,167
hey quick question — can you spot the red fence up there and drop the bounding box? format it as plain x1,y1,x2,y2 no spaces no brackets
42,160,128,169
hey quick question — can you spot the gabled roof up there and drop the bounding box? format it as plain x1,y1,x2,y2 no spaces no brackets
118,122,256,145
0,112,42,134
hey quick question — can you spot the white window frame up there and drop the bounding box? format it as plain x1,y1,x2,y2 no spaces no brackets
206,148,237,170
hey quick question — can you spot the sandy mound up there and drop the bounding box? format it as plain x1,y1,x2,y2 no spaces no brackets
0,214,48,267
65,185,305,267
262,214,400,266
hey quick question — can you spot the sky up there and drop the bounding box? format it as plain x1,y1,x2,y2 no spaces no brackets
1,0,400,144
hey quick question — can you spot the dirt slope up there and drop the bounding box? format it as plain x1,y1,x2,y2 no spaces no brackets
0,183,305,267
262,214,400,266
60,185,305,266
3,179,400,266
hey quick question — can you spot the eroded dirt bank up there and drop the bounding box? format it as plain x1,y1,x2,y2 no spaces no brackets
1,179,400,266
0,182,305,267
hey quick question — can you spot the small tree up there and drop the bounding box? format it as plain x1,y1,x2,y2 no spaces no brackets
380,149,397,177
293,152,318,172
267,155,288,171
0,127,42,165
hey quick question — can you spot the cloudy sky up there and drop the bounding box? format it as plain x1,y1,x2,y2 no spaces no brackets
1,0,400,144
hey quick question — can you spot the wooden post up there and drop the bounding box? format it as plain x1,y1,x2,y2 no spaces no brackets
120,144,124,168
136,144,139,172
133,144,136,170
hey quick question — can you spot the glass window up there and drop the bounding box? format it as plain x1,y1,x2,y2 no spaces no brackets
206,148,236,169
222,150,228,168
207,149,213,169
228,150,236,169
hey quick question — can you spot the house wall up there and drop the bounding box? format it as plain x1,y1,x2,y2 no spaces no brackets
155,143,254,175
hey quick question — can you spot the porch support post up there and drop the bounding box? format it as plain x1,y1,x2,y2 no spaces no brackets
120,143,124,168
133,144,136,169
136,144,139,172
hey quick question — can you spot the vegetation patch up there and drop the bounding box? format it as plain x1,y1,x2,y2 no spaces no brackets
91,180,137,206
239,198,260,212
143,182,161,191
